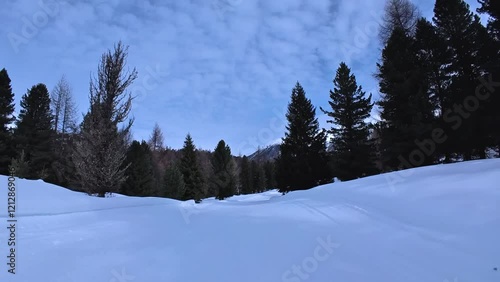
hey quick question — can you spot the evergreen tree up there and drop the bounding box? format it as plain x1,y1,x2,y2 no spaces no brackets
210,140,237,200
276,82,330,193
14,83,54,179
251,160,266,193
179,134,204,203
72,41,137,197
9,150,29,179
376,27,436,170
122,140,155,196
433,0,493,159
321,62,378,180
263,161,277,189
0,68,15,175
478,0,500,156
163,163,185,199
239,156,253,194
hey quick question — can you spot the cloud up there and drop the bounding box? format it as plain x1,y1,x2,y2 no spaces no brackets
0,0,483,155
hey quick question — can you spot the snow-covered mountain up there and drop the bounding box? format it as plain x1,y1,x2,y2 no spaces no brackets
0,159,499,282
248,144,280,162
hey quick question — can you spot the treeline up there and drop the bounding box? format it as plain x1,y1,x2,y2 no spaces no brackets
0,42,274,200
0,0,498,201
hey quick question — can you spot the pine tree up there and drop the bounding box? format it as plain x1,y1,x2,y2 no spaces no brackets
433,0,493,160
72,41,137,197
210,140,237,200
239,156,253,194
122,141,155,196
321,62,378,180
376,27,436,170
163,163,185,199
276,82,330,193
14,83,54,179
179,134,204,203
0,68,15,175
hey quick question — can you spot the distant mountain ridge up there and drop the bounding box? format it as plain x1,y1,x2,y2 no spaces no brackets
248,144,280,162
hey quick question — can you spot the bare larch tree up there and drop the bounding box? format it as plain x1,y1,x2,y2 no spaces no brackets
148,122,165,152
51,75,77,135
379,0,420,44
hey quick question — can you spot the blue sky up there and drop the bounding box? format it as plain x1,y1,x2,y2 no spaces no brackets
0,0,484,155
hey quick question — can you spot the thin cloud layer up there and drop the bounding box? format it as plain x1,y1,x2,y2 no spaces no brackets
0,0,484,154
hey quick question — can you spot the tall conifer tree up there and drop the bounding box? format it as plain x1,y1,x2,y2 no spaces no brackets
179,134,204,203
276,82,330,193
0,69,15,175
321,62,377,180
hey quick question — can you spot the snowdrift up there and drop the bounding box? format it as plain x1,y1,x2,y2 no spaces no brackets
0,159,499,282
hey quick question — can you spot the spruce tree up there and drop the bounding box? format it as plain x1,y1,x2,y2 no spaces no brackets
0,68,15,175
376,27,436,170
321,62,377,180
122,140,155,196
163,163,185,199
239,156,253,194
210,140,237,200
14,83,54,179
179,134,204,203
276,82,330,193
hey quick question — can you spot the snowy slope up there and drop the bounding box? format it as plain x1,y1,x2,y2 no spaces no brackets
0,159,499,282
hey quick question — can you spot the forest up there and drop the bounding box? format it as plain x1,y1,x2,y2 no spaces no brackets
0,0,498,202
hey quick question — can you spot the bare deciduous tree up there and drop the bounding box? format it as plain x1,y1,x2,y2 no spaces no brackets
379,0,420,44
73,41,138,197
51,75,77,134
148,122,164,152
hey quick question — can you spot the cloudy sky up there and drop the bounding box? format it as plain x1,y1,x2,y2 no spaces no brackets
0,0,485,155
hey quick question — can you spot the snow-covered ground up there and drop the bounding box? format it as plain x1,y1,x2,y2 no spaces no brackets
0,159,499,282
